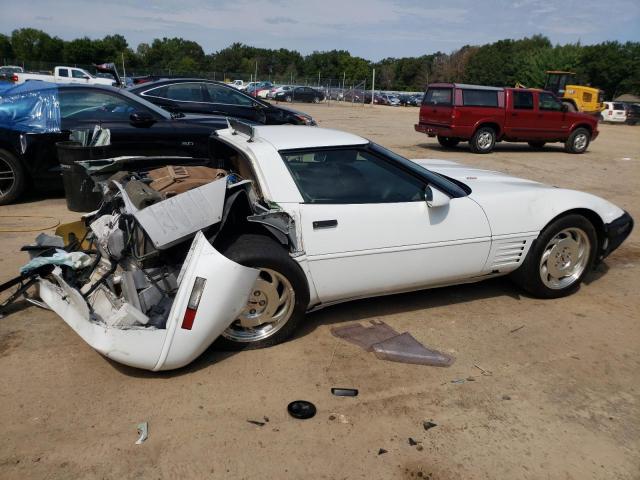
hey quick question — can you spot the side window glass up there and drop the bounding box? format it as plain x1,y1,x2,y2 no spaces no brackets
206,84,254,106
164,83,205,102
539,92,562,111
513,91,533,109
58,91,141,121
423,88,452,106
281,148,425,204
58,68,69,78
462,90,498,107
72,69,87,79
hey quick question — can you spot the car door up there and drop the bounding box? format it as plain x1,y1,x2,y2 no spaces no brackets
535,92,568,138
505,90,539,139
58,88,182,157
281,147,491,303
204,83,266,123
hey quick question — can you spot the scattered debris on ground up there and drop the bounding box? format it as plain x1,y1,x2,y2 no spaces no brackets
331,321,454,366
287,400,316,419
331,387,358,397
135,422,148,445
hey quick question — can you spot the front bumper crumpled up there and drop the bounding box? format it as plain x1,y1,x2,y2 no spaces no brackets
600,211,634,260
40,232,258,371
34,171,268,371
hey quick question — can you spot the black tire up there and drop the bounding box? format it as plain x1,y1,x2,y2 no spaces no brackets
0,148,26,206
564,127,591,154
285,95,292,103
216,234,309,350
528,141,546,149
511,214,597,299
437,136,460,148
470,126,496,154
313,96,320,104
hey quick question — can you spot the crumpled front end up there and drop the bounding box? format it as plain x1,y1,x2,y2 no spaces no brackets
39,232,258,370
29,166,294,370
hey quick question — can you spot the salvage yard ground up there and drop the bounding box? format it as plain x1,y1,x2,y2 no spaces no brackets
1,103,639,479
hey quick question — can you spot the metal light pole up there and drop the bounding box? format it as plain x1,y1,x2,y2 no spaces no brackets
371,69,376,105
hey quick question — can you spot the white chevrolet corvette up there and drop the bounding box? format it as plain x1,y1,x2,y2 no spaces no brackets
37,122,633,370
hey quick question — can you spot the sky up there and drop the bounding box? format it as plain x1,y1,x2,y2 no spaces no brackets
2,0,639,60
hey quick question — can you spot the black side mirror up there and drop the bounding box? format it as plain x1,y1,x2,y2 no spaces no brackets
561,103,569,112
130,111,156,126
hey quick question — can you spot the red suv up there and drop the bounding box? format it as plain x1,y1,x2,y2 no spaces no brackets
415,83,599,154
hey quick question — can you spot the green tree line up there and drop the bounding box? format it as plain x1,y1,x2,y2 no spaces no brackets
1,28,638,97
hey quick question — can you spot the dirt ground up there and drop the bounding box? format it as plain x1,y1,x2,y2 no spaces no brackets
1,103,639,480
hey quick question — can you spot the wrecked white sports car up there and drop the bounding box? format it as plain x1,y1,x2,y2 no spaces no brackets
34,121,633,370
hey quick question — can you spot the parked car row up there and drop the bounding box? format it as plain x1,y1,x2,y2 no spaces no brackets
0,78,317,205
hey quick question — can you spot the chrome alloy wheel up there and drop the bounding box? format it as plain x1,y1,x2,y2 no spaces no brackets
573,132,588,151
539,227,591,289
477,131,493,150
0,157,16,198
222,268,295,342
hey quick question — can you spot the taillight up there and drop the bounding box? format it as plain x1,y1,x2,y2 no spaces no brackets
11,74,18,82
181,277,207,330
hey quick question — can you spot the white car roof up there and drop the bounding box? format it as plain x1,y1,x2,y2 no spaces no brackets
246,125,368,151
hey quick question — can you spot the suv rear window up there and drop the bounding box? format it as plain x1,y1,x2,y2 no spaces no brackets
423,88,452,106
462,89,498,107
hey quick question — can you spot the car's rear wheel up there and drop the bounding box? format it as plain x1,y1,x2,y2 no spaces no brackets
470,126,496,153
217,234,309,350
313,96,320,103
0,149,26,206
511,214,597,298
437,136,460,148
285,95,292,103
565,128,591,154
528,141,545,149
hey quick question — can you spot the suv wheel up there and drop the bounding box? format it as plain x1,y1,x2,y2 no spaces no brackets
0,149,26,206
285,95,292,103
470,126,496,154
437,136,460,148
565,128,591,154
313,97,320,103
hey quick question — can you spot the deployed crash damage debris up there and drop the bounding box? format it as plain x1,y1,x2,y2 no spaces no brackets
331,321,455,367
23,161,298,370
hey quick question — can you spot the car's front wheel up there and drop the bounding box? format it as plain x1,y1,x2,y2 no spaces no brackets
511,214,597,298
217,234,309,350
285,95,292,103
313,96,320,103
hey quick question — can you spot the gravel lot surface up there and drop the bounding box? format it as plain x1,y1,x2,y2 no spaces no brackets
1,103,638,479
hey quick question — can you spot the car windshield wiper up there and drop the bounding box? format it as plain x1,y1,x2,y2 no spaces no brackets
170,111,186,119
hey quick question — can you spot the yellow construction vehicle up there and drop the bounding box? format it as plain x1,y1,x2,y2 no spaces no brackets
543,71,604,115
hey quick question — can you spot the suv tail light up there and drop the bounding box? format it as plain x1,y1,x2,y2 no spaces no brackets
181,277,207,330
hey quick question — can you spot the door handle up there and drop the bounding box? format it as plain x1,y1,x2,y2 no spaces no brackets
313,220,338,229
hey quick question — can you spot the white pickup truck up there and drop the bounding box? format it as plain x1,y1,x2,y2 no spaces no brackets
12,66,116,86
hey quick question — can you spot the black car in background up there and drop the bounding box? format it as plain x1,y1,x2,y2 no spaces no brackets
130,79,316,125
0,84,236,204
273,86,325,103
624,103,640,125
